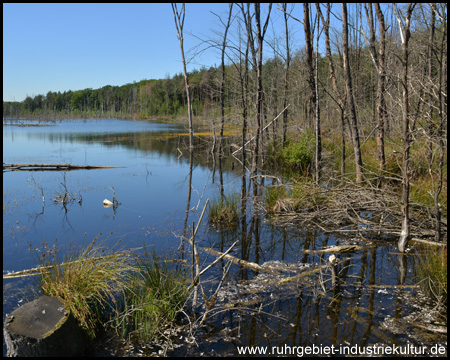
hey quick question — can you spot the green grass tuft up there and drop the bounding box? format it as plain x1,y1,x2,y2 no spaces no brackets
119,250,188,343
208,193,240,228
36,237,133,338
414,246,447,306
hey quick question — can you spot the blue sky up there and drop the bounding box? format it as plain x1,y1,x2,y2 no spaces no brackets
3,3,247,102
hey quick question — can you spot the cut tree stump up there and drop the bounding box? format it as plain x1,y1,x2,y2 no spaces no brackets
4,296,91,357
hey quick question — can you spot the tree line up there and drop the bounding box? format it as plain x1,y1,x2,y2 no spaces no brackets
3,71,214,119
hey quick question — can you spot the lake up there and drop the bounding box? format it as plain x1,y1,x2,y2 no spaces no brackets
3,118,446,356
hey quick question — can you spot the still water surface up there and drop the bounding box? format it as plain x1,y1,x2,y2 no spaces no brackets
3,119,443,356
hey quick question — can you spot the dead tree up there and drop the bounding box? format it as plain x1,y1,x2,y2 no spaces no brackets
429,3,446,242
314,7,322,184
282,3,291,147
172,3,194,152
218,4,234,203
395,3,416,252
342,3,364,183
303,4,316,130
254,3,272,196
241,3,272,199
317,3,347,177
373,4,388,173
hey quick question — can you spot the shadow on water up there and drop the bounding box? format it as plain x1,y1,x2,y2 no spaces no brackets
3,119,446,356
176,221,446,356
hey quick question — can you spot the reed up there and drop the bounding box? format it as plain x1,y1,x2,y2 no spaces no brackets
118,250,188,343
265,185,289,213
208,193,240,228
414,246,447,307
35,236,134,338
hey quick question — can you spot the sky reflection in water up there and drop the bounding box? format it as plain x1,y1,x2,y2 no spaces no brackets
3,119,439,356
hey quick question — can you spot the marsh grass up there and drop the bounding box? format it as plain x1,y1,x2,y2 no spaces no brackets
265,181,330,214
35,235,134,338
34,238,189,344
208,193,240,228
414,246,447,307
118,250,188,343
265,185,289,213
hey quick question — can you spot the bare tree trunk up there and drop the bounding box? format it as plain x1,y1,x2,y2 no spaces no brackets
218,4,234,203
172,3,194,152
282,3,291,147
254,3,272,198
431,3,446,242
342,3,363,183
426,4,436,167
317,3,347,177
240,31,249,237
242,4,271,199
303,4,316,130
374,3,387,173
314,10,321,184
395,3,415,253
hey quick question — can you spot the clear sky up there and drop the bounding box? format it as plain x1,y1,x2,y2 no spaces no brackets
3,3,248,102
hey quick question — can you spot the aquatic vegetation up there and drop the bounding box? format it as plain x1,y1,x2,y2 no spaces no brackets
36,236,134,338
265,185,289,213
117,250,188,343
414,245,447,307
33,237,188,345
208,193,240,228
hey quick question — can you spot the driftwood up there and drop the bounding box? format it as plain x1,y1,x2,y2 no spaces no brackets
3,163,119,172
303,244,374,254
3,254,119,279
202,247,282,275
410,237,447,247
268,184,447,245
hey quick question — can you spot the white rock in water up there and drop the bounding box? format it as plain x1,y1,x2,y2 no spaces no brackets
103,199,114,207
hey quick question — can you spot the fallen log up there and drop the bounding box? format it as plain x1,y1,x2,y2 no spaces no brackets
303,244,374,254
4,296,91,357
202,247,281,275
3,254,119,279
3,163,120,172
410,237,446,247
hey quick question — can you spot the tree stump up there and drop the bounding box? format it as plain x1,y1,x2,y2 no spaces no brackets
4,296,91,357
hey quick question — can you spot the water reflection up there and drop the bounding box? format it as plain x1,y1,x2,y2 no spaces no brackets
3,119,445,356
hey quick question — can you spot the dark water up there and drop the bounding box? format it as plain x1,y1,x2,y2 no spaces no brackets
3,119,445,356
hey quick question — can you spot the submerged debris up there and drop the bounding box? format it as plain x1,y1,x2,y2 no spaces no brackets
214,261,315,309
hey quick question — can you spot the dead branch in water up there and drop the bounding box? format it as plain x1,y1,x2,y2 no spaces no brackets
268,182,447,244
3,163,120,172
303,244,375,254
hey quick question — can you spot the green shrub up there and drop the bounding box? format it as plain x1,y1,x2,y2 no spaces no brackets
281,131,315,174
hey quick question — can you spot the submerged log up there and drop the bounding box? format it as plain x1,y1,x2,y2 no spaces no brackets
4,296,91,357
3,163,119,172
202,247,281,275
303,244,373,254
